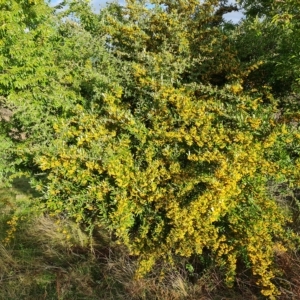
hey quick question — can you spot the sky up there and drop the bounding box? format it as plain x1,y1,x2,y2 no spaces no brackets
50,0,244,23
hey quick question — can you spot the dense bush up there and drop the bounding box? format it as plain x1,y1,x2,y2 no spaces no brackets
1,1,300,298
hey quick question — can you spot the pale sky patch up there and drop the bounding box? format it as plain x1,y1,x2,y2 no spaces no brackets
223,10,244,23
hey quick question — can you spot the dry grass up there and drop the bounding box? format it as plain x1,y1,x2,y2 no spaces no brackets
274,251,300,299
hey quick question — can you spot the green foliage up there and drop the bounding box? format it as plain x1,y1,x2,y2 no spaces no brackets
1,1,300,299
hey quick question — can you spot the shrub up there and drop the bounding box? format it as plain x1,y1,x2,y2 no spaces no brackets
1,1,300,298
